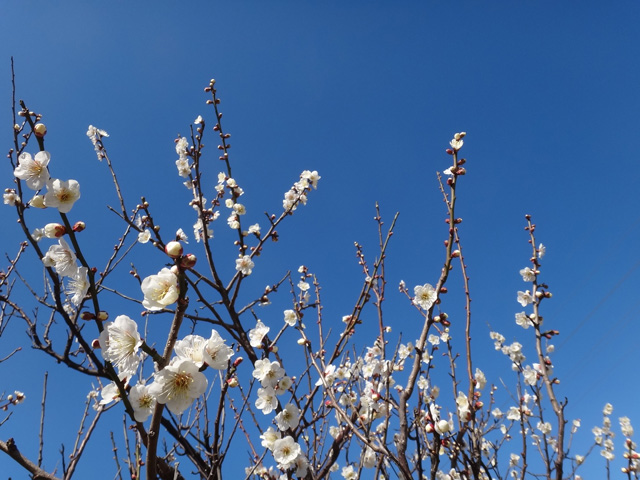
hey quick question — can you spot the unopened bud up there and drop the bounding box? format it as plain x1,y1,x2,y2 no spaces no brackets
425,423,434,433
34,123,47,137
165,241,183,258
72,221,86,232
232,357,244,367
92,339,101,349
81,311,95,321
97,311,109,321
451,250,460,258
29,195,45,208
226,377,238,388
44,223,66,238
180,253,197,268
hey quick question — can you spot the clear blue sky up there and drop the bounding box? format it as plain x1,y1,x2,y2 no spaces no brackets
1,1,639,478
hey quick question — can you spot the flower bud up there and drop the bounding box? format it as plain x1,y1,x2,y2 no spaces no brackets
29,195,46,208
44,223,66,238
81,311,95,321
34,123,47,137
97,311,109,321
92,339,101,349
425,423,434,433
227,377,238,388
180,253,197,268
232,357,244,367
165,241,183,258
72,221,86,232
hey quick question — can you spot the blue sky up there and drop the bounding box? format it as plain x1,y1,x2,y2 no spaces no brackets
1,1,639,478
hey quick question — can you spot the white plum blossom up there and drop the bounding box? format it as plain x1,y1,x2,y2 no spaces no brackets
43,178,81,213
413,283,437,310
275,403,301,431
341,465,357,480
3,190,18,206
283,309,297,326
202,329,234,369
98,315,143,377
450,132,465,151
538,243,546,258
129,383,156,422
260,426,281,449
252,359,284,388
537,421,552,435
43,238,78,277
272,436,301,470
515,311,533,329
138,229,151,243
149,358,207,415
86,125,109,160
255,386,278,414
141,268,179,311
249,320,270,348
519,267,536,282
474,368,486,390
14,151,50,190
248,223,261,236
174,335,207,368
99,381,122,406
517,290,533,307
67,266,90,305
235,255,254,275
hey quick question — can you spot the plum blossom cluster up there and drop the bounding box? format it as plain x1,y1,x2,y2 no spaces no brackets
86,125,109,161
282,170,320,211
98,312,233,419
42,238,89,307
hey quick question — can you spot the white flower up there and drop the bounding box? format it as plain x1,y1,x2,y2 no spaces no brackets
194,115,203,125
538,243,546,258
341,465,357,480
603,403,613,416
43,238,78,277
297,281,310,292
176,228,188,242
283,309,297,326
98,315,143,377
141,268,179,311
537,421,552,435
174,335,207,368
249,320,270,348
248,223,261,235
252,359,284,388
148,358,207,415
474,368,486,390
450,132,465,151
255,386,278,414
129,383,156,422
272,436,301,470
519,267,536,282
428,334,440,346
99,382,122,406
235,255,254,275
175,158,191,177
202,329,233,369
515,312,533,329
413,283,437,310
517,290,533,307
14,151,50,190
67,266,90,305
31,228,44,242
275,403,300,431
260,426,281,450
3,190,18,206
43,178,81,213
362,447,376,468
300,170,321,189
523,365,538,386
138,229,151,243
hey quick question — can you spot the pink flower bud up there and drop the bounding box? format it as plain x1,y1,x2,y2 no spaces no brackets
165,241,183,258
232,357,244,367
81,311,95,321
92,339,101,349
180,253,197,268
227,377,238,387
44,223,66,238
72,221,86,232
